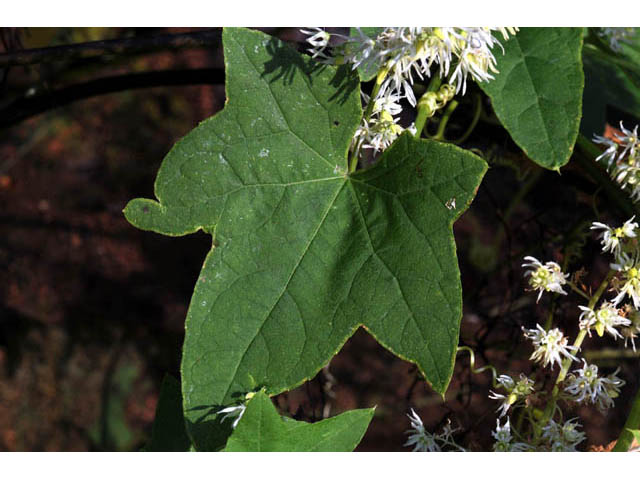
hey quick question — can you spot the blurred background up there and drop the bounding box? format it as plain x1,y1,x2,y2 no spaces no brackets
0,27,637,451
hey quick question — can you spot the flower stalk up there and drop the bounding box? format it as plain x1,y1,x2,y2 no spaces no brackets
613,385,640,451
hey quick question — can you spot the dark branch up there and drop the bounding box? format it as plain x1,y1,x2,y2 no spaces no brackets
0,68,224,129
0,29,223,67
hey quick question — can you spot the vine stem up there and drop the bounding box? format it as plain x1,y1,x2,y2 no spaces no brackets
613,385,640,451
541,270,614,426
430,100,459,141
452,93,482,145
567,281,591,301
456,346,498,388
348,65,390,173
413,76,442,137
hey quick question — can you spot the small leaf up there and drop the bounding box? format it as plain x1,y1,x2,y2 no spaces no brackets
148,375,193,452
223,391,373,451
125,28,486,450
480,28,584,170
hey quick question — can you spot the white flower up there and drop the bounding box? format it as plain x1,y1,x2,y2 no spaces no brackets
371,90,404,116
404,408,440,451
593,135,619,169
342,28,379,73
522,256,569,302
217,404,247,429
614,162,640,202
611,252,640,308
449,28,501,94
541,418,586,451
404,409,465,452
488,374,535,417
333,27,518,107
352,110,404,154
614,121,640,161
578,303,631,339
492,418,530,452
300,28,333,61
590,217,638,257
592,122,640,203
621,306,640,351
522,324,578,369
598,27,636,52
564,360,625,411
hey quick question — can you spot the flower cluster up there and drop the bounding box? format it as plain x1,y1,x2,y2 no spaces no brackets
301,27,518,157
522,324,577,369
522,256,569,302
621,305,640,350
593,122,640,202
491,418,530,452
488,374,535,417
578,303,631,338
404,409,466,452
485,216,638,452
564,360,625,411
591,217,637,257
597,27,636,52
541,418,586,452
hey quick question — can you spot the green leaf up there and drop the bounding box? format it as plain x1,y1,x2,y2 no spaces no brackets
223,391,373,451
581,39,640,137
348,27,384,82
581,54,640,137
124,27,486,450
148,375,193,452
480,28,584,170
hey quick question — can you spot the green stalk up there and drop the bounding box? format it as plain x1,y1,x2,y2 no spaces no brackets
566,281,591,301
431,100,458,141
541,271,614,425
413,76,442,137
613,386,640,451
452,93,482,145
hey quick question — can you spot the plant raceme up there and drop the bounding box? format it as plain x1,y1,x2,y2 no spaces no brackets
127,27,640,451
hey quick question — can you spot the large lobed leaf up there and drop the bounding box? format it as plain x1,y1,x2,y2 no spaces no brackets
125,27,486,450
480,28,584,171
223,391,373,452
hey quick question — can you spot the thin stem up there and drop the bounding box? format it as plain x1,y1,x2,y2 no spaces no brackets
431,100,459,141
452,93,482,145
456,346,498,388
613,386,640,451
567,281,591,301
542,271,614,424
